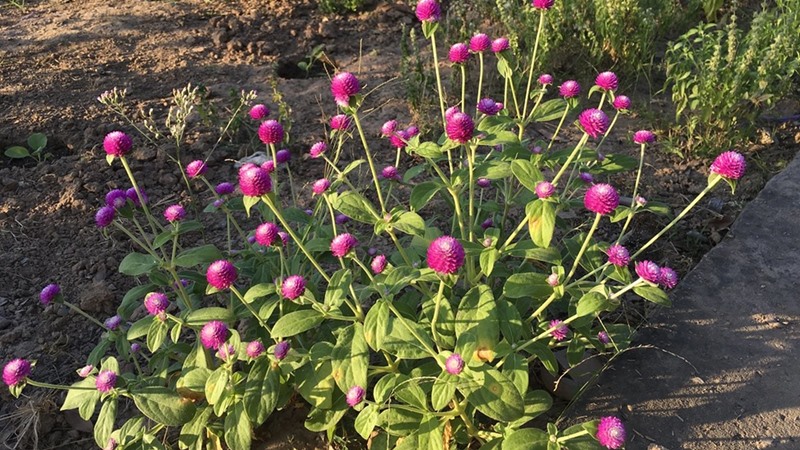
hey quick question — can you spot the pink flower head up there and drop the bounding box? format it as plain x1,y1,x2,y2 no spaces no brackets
207,260,237,290
281,275,307,300
309,141,327,158
427,236,465,275
559,80,581,98
78,365,94,378
584,183,619,215
606,244,630,267
579,108,610,139
710,151,746,180
103,131,132,157
331,72,360,107
390,130,410,149
238,164,272,197
330,114,351,131
635,195,647,206
275,149,291,165
278,231,289,246
491,37,510,53
445,106,461,122
547,273,560,287
598,331,610,345
274,341,290,361
186,160,207,178
144,292,169,317
470,33,491,52
2,359,31,387
371,254,388,274
346,385,365,407
331,233,358,258
477,178,491,188
215,182,234,195
446,112,474,143
95,206,115,228
200,320,229,350
633,130,656,144
312,178,331,195
40,284,61,306
258,120,284,145
538,73,554,85
449,43,470,64
634,260,661,283
415,0,441,22
164,204,186,223
261,160,275,174
549,319,569,341
249,104,269,120
595,71,619,91
445,353,465,375
381,120,398,137
125,187,147,207
406,125,420,137
596,416,626,449
216,343,236,361
477,98,504,115
532,0,555,9
95,369,117,393
659,267,679,289
105,189,127,209
535,181,555,199
381,166,399,180
255,222,280,246
613,95,631,111
104,439,118,450
104,315,122,330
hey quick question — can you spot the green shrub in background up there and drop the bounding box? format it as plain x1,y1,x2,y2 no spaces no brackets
664,0,800,155
319,0,367,14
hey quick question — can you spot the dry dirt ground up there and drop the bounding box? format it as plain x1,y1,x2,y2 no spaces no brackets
0,1,796,449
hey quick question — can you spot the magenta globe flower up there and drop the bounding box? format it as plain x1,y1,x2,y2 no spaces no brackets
346,385,366,407
164,204,186,223
446,112,474,143
491,37,509,53
215,182,234,195
477,178,491,189
216,343,236,361
427,236,465,275
535,181,555,199
258,120,284,145
238,164,272,197
249,104,269,120
275,149,291,165
2,359,31,387
95,206,115,228
207,260,237,290
389,130,410,149
595,71,619,91
584,184,620,215
103,131,132,157
606,244,630,267
105,189,127,209
309,141,327,158
559,80,581,98
477,98,503,115
549,319,569,341
186,160,207,178
95,370,117,393
381,120,398,137
78,365,94,378
710,151,746,180
281,275,307,300
130,343,141,354
40,283,60,306
596,416,626,449
470,33,491,52
278,231,289,246
144,292,169,317
481,218,494,229
331,72,360,107
580,172,594,184
312,178,331,195
331,233,359,258
330,114,351,131
274,340,291,360
371,254,388,274
381,166,399,180
445,106,461,122
613,95,631,110
538,73,554,85
406,125,420,137
246,341,265,358
634,260,661,283
633,130,656,144
579,108,610,138
261,160,275,174
659,267,679,289
445,353,465,375
598,331,610,345
255,222,279,246
449,43,470,64
532,0,555,9
415,0,441,22
200,320,229,350
125,187,147,207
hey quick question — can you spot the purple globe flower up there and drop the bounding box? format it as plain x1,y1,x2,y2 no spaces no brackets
710,151,746,180
445,353,464,375
446,112,474,143
598,331,611,345
659,267,679,289
368,247,378,256
535,181,555,199
144,292,169,317
274,340,290,361
215,182,234,195
559,80,581,98
164,204,186,223
40,284,60,306
238,164,272,197
491,37,509,53
477,98,503,115
613,95,631,110
247,235,257,244
595,71,619,91
481,218,494,229
606,244,630,267
331,233,358,258
335,214,350,225
547,273,560,287
216,343,236,361
449,43,470,64
78,365,94,378
186,160,207,178
105,189,128,209
580,172,594,184
255,222,280,246
579,108,610,139
532,0,555,9
596,416,626,449
125,187,147,207
330,114,351,131
258,120,284,145
634,260,661,283
130,343,141,354
281,275,307,300
584,184,620,215
207,260,237,290
389,130,410,149
95,206,115,228
104,315,122,330
103,131,132,157
549,319,569,341
406,125,420,137
309,141,327,158
275,149,291,165
371,254,388,274
427,236,465,275
278,231,289,246
331,72,361,107
346,385,365,407
470,33,491,52
381,120,398,137
2,359,31,387
312,178,331,195
200,320,229,350
95,369,117,393
538,73,554,85
261,160,275,174
633,130,656,144
249,104,269,120
531,145,543,154
381,166,399,180
415,0,441,22
477,178,491,189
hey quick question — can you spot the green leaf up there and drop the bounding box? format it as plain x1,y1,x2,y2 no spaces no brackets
575,291,614,318
152,231,174,250
176,367,211,400
61,378,100,412
131,386,197,426
224,403,252,450
511,159,544,193
381,315,434,359
204,366,230,406
331,191,380,224
179,407,212,450
119,252,159,276
324,269,351,308
354,404,380,440
503,272,552,300
504,353,529,396
506,242,562,264
634,285,672,306
118,284,156,319
127,317,154,340
530,98,567,122
410,181,444,211
243,195,259,217
497,57,512,79
271,309,325,338
379,407,424,436
245,359,279,425
146,318,169,353
567,335,585,367
394,211,426,237
331,323,369,395
431,372,457,411
94,398,117,448
527,200,556,248
501,428,549,450
473,160,512,180
598,153,638,173
455,284,499,356
364,299,390,351
409,141,444,159
458,365,524,422
174,244,223,268
497,299,524,343
297,358,335,409
185,307,235,328
526,342,559,376
477,115,514,134
479,247,500,277
508,390,554,429
27,133,47,151
243,283,276,304
4,146,30,158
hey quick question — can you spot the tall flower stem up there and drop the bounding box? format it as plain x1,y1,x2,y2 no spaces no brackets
475,52,485,118
429,32,447,132
522,11,546,121
199,177,248,245
595,110,619,152
63,301,107,329
269,143,280,202
546,104,571,152
230,286,271,333
460,65,467,112
321,155,358,192
552,134,589,186
119,156,163,236
616,143,647,243
27,379,98,391
564,213,602,284
430,279,447,350
352,111,387,214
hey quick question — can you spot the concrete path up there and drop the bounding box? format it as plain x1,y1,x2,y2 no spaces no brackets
565,154,800,449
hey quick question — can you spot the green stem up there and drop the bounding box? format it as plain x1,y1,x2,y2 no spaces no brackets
500,213,530,252
595,110,619,153
27,379,98,391
323,194,338,236
476,52,485,118
552,133,589,186
546,104,571,152
430,280,446,350
269,143,280,201
321,155,358,192
64,301,107,329
617,143,646,243
352,111,387,214
522,11,546,121
609,278,645,300
119,156,163,236
387,229,413,266
557,429,591,443
564,213,602,284
230,287,271,333
430,32,447,131
452,398,480,439
460,64,467,112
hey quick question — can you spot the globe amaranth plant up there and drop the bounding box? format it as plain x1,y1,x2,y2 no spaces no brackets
4,1,747,449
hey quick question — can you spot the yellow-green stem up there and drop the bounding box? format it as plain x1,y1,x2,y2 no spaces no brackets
564,213,602,284
522,11,546,120
352,112,387,214
617,143,646,243
430,279,447,350
430,32,447,131
546,105,571,152
552,133,589,185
